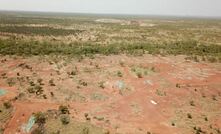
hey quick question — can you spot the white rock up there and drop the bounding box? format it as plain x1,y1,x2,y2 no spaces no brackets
150,100,157,105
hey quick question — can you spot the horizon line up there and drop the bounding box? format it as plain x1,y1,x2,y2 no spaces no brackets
0,9,221,20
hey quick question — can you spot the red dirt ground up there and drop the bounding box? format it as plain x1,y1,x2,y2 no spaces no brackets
0,55,220,134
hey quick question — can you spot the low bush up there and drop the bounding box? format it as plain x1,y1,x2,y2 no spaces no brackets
98,81,105,89
34,112,46,126
3,101,12,109
117,71,123,77
60,114,70,125
82,127,89,134
190,100,195,106
187,113,192,119
79,80,88,86
136,72,142,78
59,105,69,114
49,79,56,86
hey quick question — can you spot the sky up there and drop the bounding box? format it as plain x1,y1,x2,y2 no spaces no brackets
0,0,221,17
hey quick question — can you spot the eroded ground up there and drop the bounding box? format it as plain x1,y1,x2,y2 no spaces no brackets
0,54,220,134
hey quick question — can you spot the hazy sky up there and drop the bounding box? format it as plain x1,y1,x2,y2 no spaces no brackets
0,0,221,17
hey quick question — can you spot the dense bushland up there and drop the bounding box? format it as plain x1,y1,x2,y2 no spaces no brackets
0,26,83,36
0,39,220,58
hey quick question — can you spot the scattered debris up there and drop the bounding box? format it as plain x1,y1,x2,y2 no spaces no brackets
0,89,7,96
22,116,35,133
150,100,157,105
115,81,125,90
144,80,153,86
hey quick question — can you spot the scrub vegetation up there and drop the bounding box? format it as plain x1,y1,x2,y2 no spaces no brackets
0,11,221,134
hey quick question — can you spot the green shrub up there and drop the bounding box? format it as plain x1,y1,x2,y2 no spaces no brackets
204,117,208,121
187,113,192,119
190,100,195,106
119,61,124,67
27,87,36,94
212,95,217,101
31,127,44,134
176,83,180,88
156,89,166,96
68,70,77,76
34,112,46,126
193,126,203,134
60,114,70,125
3,101,12,109
37,78,44,85
82,127,89,134
98,81,105,89
35,85,43,95
29,81,35,86
79,80,88,86
136,72,142,78
117,71,123,77
207,57,217,63
151,67,155,72
49,79,56,86
193,56,199,62
7,78,16,87
59,105,69,114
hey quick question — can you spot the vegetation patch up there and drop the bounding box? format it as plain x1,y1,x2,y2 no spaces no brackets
90,92,108,101
0,26,84,36
0,103,13,132
131,66,155,78
0,39,220,59
31,109,107,134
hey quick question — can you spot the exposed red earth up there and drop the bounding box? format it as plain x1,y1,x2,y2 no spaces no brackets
0,55,220,134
